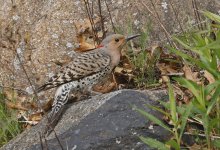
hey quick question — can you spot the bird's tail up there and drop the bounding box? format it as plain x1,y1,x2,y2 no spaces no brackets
43,84,71,136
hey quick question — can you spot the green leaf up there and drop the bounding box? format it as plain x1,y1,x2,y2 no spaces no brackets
205,80,220,96
213,139,220,148
174,78,207,112
179,102,193,139
199,39,220,60
209,118,220,129
173,36,192,49
158,100,188,116
166,139,180,150
144,103,170,116
169,46,220,78
174,78,199,100
135,107,172,132
140,136,169,150
202,11,220,23
169,47,203,68
207,84,220,115
168,82,177,123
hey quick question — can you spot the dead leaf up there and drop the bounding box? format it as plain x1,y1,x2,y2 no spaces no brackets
42,98,53,112
74,18,101,34
3,88,18,101
75,34,96,52
5,100,28,111
158,63,178,82
204,70,215,83
183,65,199,83
93,81,116,93
29,112,42,122
74,17,103,52
93,74,116,93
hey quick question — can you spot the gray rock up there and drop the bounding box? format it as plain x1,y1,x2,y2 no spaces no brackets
1,89,170,150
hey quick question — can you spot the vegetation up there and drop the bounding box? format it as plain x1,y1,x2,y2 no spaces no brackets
0,90,22,147
1,0,220,149
116,19,160,88
136,11,220,149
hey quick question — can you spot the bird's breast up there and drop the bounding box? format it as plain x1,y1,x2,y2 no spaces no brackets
67,67,111,91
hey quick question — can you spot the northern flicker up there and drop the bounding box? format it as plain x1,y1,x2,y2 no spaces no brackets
37,34,140,135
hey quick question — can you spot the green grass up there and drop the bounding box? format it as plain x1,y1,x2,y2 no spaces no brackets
136,11,220,150
0,89,22,148
116,17,160,88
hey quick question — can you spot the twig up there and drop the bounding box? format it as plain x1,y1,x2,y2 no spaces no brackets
184,132,220,140
170,1,184,34
0,85,28,94
140,1,178,49
9,3,64,148
104,0,116,33
54,130,64,150
91,1,94,16
44,136,49,150
14,37,63,150
192,0,204,30
83,0,99,45
98,0,105,38
161,72,184,76
39,132,44,150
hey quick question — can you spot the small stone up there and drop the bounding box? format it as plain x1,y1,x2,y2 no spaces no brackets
12,15,20,21
52,34,59,39
148,124,154,130
134,20,140,26
116,138,121,144
66,42,73,48
161,1,168,13
26,86,34,94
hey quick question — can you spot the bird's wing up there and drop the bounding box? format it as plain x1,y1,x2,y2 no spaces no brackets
37,50,111,92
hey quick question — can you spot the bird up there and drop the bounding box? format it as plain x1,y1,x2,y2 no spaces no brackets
37,33,140,135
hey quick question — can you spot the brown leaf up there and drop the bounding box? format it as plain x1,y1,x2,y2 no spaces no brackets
158,63,178,83
74,18,101,34
75,34,96,52
93,82,116,93
29,112,42,122
204,71,215,83
74,17,103,52
158,63,178,74
5,100,28,111
183,65,199,83
3,89,18,101
42,98,53,112
189,143,206,150
93,74,116,93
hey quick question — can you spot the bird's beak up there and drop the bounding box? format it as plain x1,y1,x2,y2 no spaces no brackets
126,34,141,41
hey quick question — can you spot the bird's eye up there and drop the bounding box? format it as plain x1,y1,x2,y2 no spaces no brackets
89,36,93,39
115,38,119,42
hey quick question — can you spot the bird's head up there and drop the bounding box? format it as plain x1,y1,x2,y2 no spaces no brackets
99,33,140,67
100,34,140,51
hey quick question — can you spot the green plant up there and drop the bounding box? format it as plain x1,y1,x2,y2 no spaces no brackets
128,24,160,88
115,17,160,88
0,90,22,147
170,11,220,149
135,82,193,150
136,11,220,150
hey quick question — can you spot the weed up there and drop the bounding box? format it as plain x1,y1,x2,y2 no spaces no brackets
118,18,160,88
0,89,22,147
136,11,220,150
